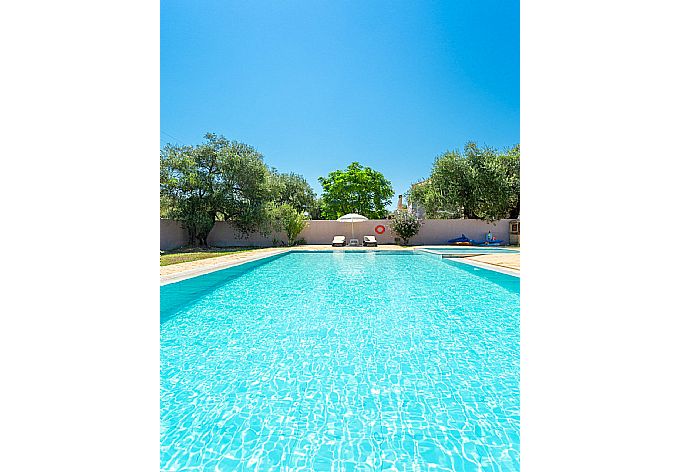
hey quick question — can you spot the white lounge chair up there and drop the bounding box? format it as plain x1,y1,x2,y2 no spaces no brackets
332,235,346,247
363,235,377,247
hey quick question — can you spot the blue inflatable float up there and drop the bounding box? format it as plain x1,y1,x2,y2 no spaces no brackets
448,233,503,246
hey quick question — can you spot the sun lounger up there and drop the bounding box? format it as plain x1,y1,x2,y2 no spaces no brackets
363,235,377,247
332,235,346,247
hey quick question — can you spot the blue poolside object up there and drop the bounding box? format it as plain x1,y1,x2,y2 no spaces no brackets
448,233,504,246
161,251,520,471
423,247,518,255
447,233,471,243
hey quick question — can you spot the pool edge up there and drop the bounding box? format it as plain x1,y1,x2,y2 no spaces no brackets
160,247,519,285
160,248,291,286
442,256,520,277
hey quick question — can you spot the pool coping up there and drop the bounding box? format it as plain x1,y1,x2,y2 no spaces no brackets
441,256,521,277
160,248,291,285
160,246,519,285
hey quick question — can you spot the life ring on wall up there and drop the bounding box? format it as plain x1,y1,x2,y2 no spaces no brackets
375,225,385,235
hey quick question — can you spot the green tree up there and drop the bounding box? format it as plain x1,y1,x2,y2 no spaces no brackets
160,133,273,246
308,197,324,220
389,210,423,245
268,171,317,215
503,144,520,219
407,143,519,221
271,203,308,246
318,162,395,219
464,143,520,220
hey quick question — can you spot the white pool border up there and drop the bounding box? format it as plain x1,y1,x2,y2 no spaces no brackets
414,247,520,277
439,256,521,277
160,248,291,286
161,246,519,286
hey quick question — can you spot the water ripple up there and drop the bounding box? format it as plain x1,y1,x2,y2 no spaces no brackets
161,252,519,471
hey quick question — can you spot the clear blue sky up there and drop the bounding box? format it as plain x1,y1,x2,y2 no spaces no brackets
161,0,519,207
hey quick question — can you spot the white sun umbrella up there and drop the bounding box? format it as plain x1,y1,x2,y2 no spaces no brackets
337,213,369,240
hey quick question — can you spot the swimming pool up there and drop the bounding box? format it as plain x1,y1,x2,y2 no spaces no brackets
161,251,519,471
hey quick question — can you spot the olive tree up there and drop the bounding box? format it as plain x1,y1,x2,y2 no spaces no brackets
160,133,273,246
407,143,519,221
268,171,317,216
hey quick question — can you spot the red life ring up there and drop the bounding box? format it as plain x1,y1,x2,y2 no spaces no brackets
375,225,385,234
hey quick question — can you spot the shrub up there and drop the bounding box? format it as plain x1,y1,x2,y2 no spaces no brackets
389,210,422,245
272,203,308,246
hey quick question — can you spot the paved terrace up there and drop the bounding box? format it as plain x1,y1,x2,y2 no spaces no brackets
160,245,520,284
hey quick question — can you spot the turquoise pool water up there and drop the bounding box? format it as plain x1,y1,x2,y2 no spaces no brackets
161,251,520,471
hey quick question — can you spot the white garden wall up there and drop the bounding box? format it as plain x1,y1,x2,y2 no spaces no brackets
161,218,513,250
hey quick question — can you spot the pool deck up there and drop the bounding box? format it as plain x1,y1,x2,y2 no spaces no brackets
463,253,520,270
160,247,290,285
160,245,520,284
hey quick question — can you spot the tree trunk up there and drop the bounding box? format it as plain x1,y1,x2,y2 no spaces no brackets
187,226,196,247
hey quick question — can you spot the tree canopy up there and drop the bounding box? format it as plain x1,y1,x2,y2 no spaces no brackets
318,162,395,219
268,171,317,215
160,133,316,245
407,143,519,221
